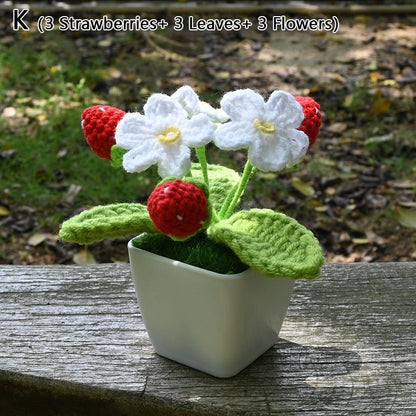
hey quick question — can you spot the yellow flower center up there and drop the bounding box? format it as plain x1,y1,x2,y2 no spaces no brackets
253,118,276,134
157,126,181,144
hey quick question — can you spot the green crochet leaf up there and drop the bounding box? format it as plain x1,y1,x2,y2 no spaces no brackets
59,203,157,244
208,209,325,279
191,163,240,213
110,144,127,168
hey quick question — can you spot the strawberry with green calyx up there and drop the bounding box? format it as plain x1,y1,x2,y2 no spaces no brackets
81,105,126,160
295,96,321,150
147,179,212,240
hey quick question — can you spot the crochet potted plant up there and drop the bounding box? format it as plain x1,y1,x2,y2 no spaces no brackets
60,86,324,378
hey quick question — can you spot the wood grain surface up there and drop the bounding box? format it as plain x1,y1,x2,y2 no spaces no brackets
0,262,415,415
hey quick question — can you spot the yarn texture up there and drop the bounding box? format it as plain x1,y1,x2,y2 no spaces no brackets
213,90,309,171
132,232,248,275
59,203,156,244
82,105,126,159
190,163,240,214
295,96,321,150
147,179,208,238
114,94,214,177
59,163,236,244
208,209,324,279
171,85,229,123
61,86,325,279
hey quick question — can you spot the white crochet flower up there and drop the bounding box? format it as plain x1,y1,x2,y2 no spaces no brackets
214,89,309,171
171,85,229,123
115,93,214,178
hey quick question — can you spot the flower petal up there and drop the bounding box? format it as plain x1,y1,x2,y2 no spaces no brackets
198,101,230,123
180,113,214,147
171,85,200,116
220,89,265,121
158,144,191,178
115,112,153,149
248,127,309,172
214,121,256,150
265,91,304,129
144,93,187,120
248,134,290,172
122,142,159,173
285,129,309,166
171,85,229,122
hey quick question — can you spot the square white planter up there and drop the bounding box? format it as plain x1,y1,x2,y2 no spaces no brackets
128,237,295,378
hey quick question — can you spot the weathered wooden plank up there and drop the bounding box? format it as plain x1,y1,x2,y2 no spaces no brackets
0,262,415,415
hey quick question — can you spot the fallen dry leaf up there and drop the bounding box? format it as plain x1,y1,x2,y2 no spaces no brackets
290,178,315,197
64,184,82,205
370,89,391,115
327,122,348,134
73,247,96,264
1,107,16,118
396,206,416,229
0,206,10,216
27,233,49,247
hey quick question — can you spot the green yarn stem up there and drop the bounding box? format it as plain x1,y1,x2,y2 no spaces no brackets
195,146,220,224
218,182,239,219
221,160,257,219
195,146,209,188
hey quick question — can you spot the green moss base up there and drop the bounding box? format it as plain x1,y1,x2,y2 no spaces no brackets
132,232,249,275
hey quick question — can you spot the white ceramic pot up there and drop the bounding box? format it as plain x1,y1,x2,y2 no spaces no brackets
128,237,295,378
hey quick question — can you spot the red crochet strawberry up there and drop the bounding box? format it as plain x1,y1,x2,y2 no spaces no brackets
295,96,321,150
81,105,126,159
147,179,208,239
